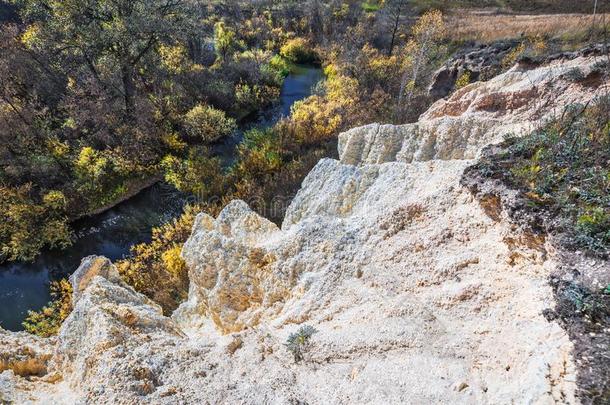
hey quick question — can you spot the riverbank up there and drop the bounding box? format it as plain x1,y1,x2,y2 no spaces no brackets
79,64,324,220
73,176,163,220
0,65,324,331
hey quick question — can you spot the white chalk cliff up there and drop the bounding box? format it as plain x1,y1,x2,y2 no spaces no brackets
1,56,607,404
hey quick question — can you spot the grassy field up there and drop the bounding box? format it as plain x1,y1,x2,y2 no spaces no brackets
447,11,610,43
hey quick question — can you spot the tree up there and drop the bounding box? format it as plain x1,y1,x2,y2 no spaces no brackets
0,184,72,261
397,9,446,115
214,21,239,61
15,0,189,120
183,103,236,142
383,0,410,56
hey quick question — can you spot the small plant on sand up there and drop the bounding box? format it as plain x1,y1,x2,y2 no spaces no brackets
454,71,471,90
285,325,317,363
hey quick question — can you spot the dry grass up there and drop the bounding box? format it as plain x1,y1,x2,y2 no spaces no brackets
447,12,610,43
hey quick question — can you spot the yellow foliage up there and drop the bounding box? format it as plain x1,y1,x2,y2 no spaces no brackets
323,63,339,79
280,38,316,63
0,184,72,262
455,71,471,90
158,44,190,73
412,9,446,42
22,279,72,337
502,42,526,69
161,245,187,277
117,205,198,313
290,96,343,144
46,137,70,159
62,117,77,130
43,190,67,210
184,104,236,142
162,133,187,152
75,146,107,176
325,74,358,107
21,24,41,49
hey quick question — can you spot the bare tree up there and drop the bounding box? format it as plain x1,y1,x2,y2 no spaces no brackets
384,0,410,56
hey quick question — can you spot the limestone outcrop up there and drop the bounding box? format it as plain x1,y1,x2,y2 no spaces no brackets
342,56,606,166
0,55,608,404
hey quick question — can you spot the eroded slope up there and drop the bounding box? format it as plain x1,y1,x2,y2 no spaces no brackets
1,55,608,404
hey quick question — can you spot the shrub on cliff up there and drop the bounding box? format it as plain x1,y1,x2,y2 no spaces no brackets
477,97,610,255
285,325,317,363
22,279,72,337
116,206,198,314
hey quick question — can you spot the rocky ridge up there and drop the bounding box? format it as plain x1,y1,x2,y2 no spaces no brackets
0,55,608,404
428,41,608,100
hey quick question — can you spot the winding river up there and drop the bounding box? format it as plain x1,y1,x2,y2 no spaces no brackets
0,65,323,331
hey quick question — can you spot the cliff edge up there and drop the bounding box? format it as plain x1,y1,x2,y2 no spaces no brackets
1,55,608,404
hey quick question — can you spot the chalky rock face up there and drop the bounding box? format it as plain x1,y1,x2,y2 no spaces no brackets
341,56,607,166
56,279,183,387
1,55,608,404
174,55,607,403
176,202,285,333
69,256,122,302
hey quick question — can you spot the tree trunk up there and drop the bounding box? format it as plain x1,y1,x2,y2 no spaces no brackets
121,64,136,120
388,13,400,56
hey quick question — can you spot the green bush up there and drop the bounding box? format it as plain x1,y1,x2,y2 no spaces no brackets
184,104,237,142
269,54,291,77
480,98,610,255
161,148,226,196
233,128,283,178
280,38,317,64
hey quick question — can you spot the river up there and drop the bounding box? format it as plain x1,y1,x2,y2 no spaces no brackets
0,65,323,331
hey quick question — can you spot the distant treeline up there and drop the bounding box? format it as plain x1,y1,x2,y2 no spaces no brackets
421,0,609,14
503,0,608,13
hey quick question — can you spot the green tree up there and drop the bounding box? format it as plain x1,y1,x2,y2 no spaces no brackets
214,21,239,62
